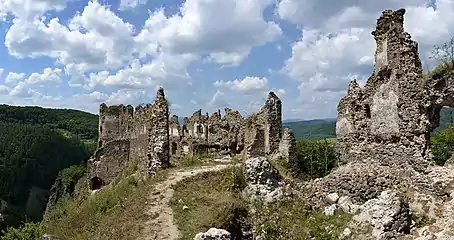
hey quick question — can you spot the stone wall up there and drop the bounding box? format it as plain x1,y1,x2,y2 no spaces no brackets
336,9,432,170
87,88,286,190
87,88,170,189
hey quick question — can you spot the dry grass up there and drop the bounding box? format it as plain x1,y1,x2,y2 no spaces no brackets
170,167,250,240
43,167,169,240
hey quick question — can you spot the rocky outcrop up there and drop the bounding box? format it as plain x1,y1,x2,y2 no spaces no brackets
194,228,231,240
353,190,411,240
43,176,73,218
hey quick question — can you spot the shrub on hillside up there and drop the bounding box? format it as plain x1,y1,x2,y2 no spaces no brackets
294,139,339,179
431,126,454,165
1,222,43,240
60,165,86,187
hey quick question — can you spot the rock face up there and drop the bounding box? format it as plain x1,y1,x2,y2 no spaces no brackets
353,190,411,240
336,9,431,170
194,228,231,240
43,176,73,218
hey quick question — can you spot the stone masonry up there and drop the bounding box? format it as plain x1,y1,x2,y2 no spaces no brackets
87,90,286,190
336,9,432,171
87,88,170,189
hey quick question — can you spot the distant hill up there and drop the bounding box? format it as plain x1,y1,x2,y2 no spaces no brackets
283,119,336,140
0,105,99,140
285,108,454,140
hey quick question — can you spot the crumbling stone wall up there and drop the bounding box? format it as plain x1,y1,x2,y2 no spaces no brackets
336,9,432,170
98,103,133,147
87,88,170,189
87,88,286,190
171,108,246,157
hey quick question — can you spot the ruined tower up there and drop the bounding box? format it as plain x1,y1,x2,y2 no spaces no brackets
336,9,432,169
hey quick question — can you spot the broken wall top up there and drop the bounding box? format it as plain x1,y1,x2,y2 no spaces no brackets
335,9,433,167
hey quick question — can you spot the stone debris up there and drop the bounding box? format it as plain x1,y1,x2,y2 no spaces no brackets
324,204,337,216
194,228,231,240
37,235,60,240
326,192,340,204
352,190,411,240
244,156,284,203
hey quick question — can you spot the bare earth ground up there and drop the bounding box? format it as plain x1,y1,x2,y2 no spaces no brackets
138,163,236,240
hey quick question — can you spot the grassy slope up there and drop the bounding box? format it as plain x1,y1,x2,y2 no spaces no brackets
43,164,169,240
170,167,352,240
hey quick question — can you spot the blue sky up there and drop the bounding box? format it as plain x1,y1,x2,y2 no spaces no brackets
0,0,452,120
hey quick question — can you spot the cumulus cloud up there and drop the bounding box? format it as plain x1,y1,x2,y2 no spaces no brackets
5,1,136,72
214,76,268,94
26,68,62,84
136,0,282,66
0,0,66,20
5,72,25,83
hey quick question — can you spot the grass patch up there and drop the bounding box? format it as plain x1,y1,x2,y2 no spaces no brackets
43,168,169,240
170,167,251,240
253,199,352,240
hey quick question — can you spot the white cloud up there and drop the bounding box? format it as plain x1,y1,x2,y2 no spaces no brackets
5,72,25,83
0,85,9,94
214,76,268,94
118,0,147,11
5,1,136,72
136,0,282,66
0,0,66,20
26,68,62,84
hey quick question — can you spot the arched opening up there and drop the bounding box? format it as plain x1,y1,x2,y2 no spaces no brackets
171,142,177,155
90,177,104,190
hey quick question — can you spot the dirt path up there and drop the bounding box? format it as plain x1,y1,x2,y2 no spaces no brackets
139,163,235,240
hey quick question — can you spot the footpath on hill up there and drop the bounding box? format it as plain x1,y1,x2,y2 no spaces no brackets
138,162,236,240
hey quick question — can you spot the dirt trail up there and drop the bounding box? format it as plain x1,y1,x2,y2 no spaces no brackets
139,163,235,240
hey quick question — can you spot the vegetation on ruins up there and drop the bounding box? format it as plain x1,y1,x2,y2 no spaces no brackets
293,139,339,179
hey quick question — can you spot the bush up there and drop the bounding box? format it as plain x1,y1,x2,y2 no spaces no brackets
430,126,454,165
229,167,246,192
294,139,338,179
60,165,86,187
1,222,43,240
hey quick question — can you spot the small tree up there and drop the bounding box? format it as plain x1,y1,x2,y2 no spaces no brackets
430,36,454,69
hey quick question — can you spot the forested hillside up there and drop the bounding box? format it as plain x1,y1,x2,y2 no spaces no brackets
285,108,454,140
0,105,99,235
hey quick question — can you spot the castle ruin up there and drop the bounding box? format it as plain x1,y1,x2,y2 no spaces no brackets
87,88,290,190
336,9,454,171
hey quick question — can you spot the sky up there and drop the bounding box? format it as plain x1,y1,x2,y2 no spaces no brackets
0,0,451,120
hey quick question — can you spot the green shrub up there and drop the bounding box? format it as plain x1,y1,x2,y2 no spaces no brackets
229,166,246,192
1,222,43,240
294,139,338,179
430,126,454,165
60,165,86,187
